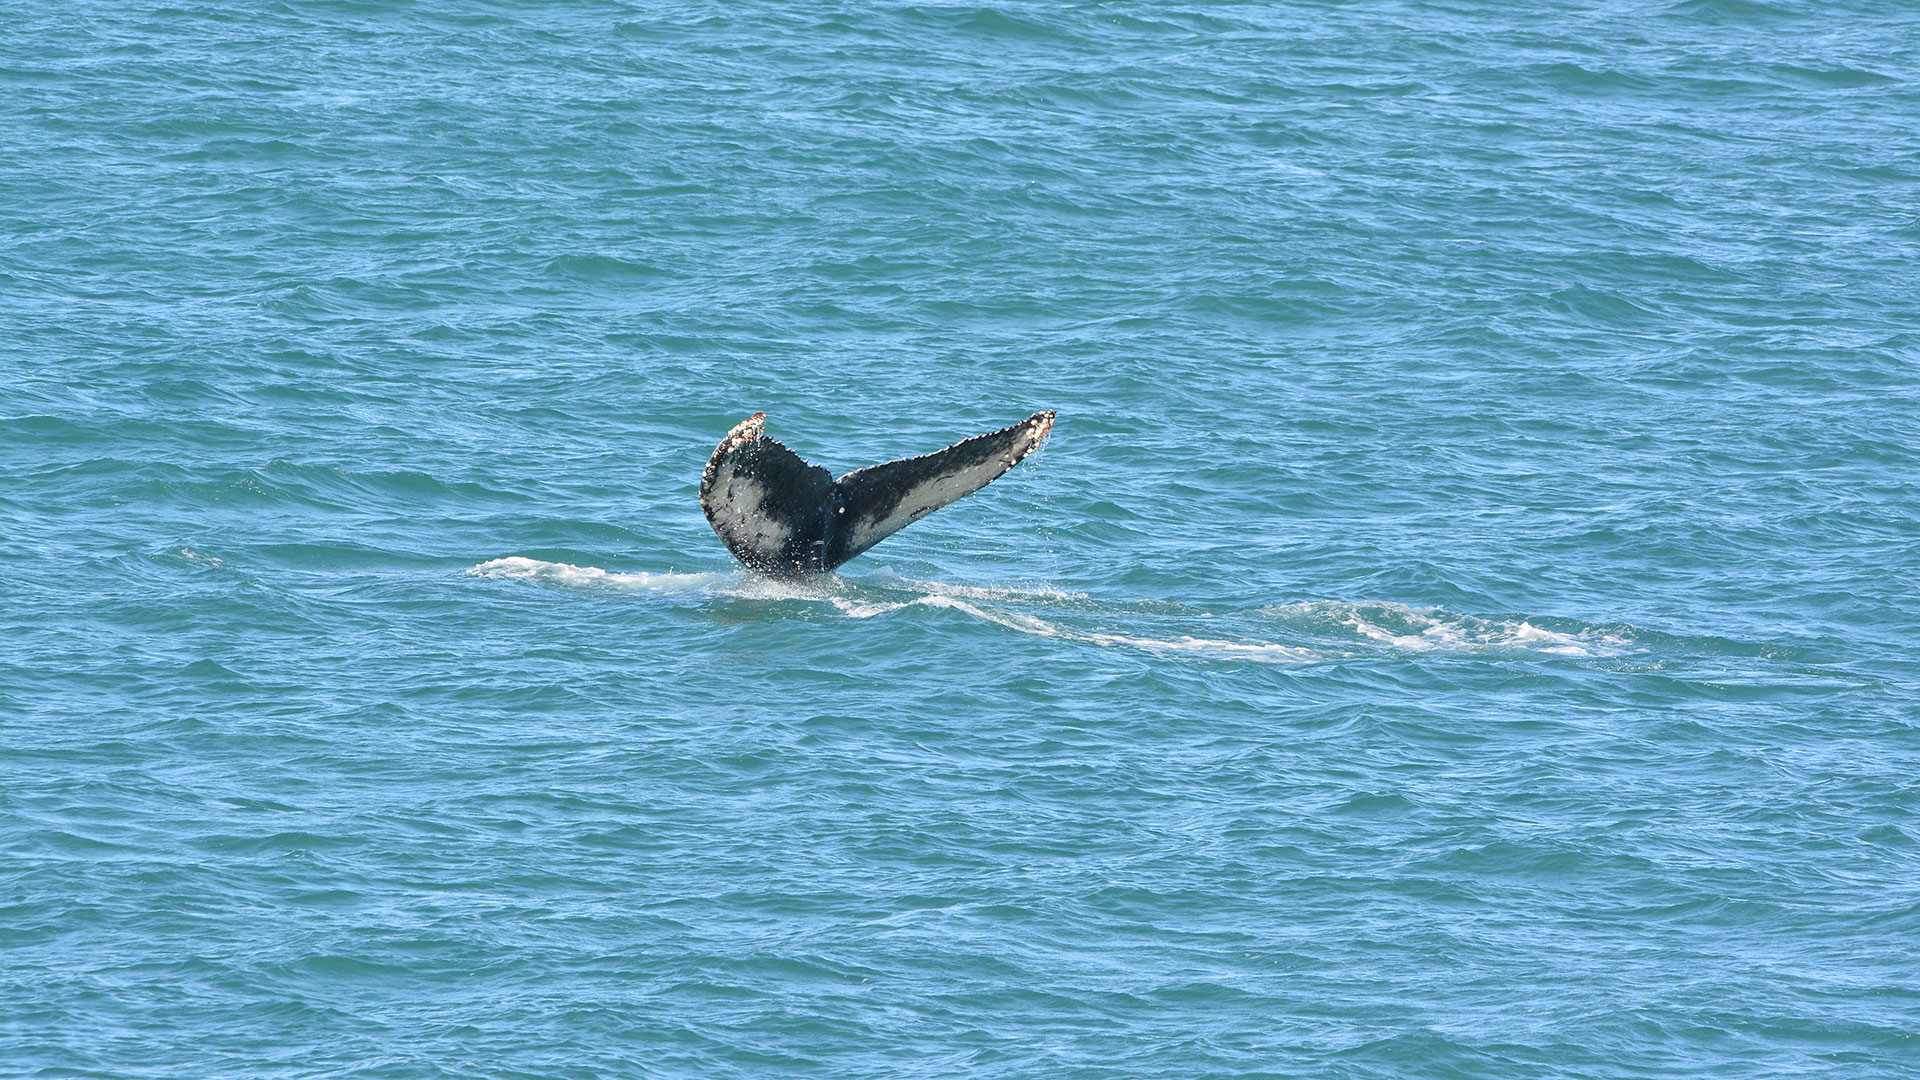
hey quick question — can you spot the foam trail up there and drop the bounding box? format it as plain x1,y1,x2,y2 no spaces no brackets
829,593,1326,664
700,570,1324,663
469,557,718,592
861,569,1090,605
967,604,1325,664
1264,600,1633,658
470,560,1625,663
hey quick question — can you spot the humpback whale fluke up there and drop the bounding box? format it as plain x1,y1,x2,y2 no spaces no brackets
700,410,1055,574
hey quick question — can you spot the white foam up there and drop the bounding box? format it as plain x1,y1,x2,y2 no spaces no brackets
714,573,873,609
701,576,1317,663
831,575,1320,662
1264,600,1632,658
175,546,226,568
468,557,718,592
890,595,1325,664
468,558,1616,665
861,570,1089,605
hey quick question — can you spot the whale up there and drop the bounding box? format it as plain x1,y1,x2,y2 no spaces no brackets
700,410,1055,574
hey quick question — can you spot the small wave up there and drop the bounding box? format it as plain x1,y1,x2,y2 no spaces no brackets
468,557,718,592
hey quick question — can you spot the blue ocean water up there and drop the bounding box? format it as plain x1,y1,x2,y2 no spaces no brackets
5,1,1919,1076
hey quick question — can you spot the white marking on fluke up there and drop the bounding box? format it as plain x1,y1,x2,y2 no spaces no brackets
699,410,1055,574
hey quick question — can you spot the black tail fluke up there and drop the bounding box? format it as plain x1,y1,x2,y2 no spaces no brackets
699,411,1055,574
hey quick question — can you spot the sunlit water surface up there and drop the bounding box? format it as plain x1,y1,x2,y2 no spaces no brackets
6,2,1919,1077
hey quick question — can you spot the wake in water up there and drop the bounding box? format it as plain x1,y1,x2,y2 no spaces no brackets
468,558,1634,665
469,556,720,593
1262,600,1632,658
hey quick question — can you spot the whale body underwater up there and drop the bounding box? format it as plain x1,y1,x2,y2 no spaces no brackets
699,411,1055,575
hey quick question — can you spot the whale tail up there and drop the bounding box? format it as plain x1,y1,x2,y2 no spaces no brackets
699,411,1055,574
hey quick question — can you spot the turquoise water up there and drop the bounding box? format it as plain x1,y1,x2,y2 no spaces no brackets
6,2,1919,1076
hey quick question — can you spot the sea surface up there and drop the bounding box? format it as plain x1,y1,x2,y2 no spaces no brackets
5,2,1919,1077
